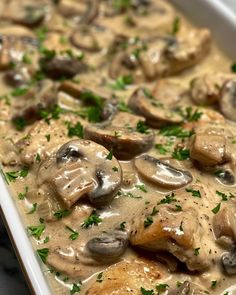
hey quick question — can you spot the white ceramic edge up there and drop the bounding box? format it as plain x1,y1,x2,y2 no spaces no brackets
0,1,236,295
0,173,52,295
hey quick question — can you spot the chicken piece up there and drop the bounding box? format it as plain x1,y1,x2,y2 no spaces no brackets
130,186,217,271
190,73,233,106
189,133,229,166
15,113,80,166
86,258,165,295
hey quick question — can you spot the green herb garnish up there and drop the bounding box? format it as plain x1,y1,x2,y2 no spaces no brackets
28,224,45,239
65,226,79,241
37,248,49,263
81,212,102,228
185,187,201,198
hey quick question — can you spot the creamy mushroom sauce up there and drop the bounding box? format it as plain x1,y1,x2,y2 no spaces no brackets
0,1,236,295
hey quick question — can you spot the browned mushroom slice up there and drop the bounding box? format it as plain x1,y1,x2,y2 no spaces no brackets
84,124,154,160
134,154,192,188
220,79,236,122
4,66,32,87
40,55,87,80
58,0,99,23
38,140,122,207
128,88,182,127
71,25,114,52
2,0,47,27
11,79,57,127
190,73,231,106
189,133,230,166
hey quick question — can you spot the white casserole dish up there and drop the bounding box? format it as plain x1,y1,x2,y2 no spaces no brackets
0,1,236,294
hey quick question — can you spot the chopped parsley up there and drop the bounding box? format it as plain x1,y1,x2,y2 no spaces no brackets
140,287,154,295
35,153,41,162
27,224,45,239
144,216,153,228
18,186,29,200
212,203,221,214
112,166,119,172
179,106,203,122
4,168,29,183
216,190,235,201
211,280,217,289
111,74,133,90
65,226,79,241
37,248,49,264
119,221,126,231
156,283,169,294
45,134,51,142
117,101,131,112
160,125,194,138
194,247,200,256
12,117,26,130
27,203,37,214
185,187,201,198
70,283,81,294
119,191,142,199
158,192,177,205
67,121,84,138
135,184,148,193
175,204,182,211
39,105,62,124
172,16,181,35
155,143,169,155
106,150,113,160
136,121,150,134
231,63,236,73
113,0,132,11
179,221,184,232
22,53,32,65
11,86,29,97
172,146,190,161
44,236,50,243
54,209,70,220
81,212,102,228
96,272,103,283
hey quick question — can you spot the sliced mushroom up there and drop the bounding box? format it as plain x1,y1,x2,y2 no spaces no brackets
134,154,192,188
222,249,236,275
128,87,182,127
38,140,122,207
215,169,235,186
71,25,114,52
11,79,57,126
2,0,46,27
220,79,236,122
190,73,231,106
40,56,87,80
86,230,128,262
4,66,32,87
84,123,154,160
58,0,99,23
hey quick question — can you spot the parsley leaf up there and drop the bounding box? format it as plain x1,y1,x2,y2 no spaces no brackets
81,212,102,228
160,125,194,138
117,101,131,112
65,226,79,241
135,184,148,193
158,192,177,205
28,224,45,239
54,209,70,220
18,186,29,200
231,63,236,73
119,221,126,231
185,187,201,198
194,247,200,256
144,216,153,228
156,283,169,294
136,121,150,134
172,146,190,161
211,280,217,289
212,203,221,214
37,248,49,263
70,283,81,294
178,106,202,122
155,143,169,155
172,16,181,35
67,121,84,138
106,150,113,160
12,117,26,130
96,272,103,283
111,74,133,90
140,287,154,295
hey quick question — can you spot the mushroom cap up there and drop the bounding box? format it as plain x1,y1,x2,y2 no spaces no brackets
84,124,154,160
86,230,128,262
220,79,236,122
134,154,193,188
37,139,122,208
128,87,183,127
